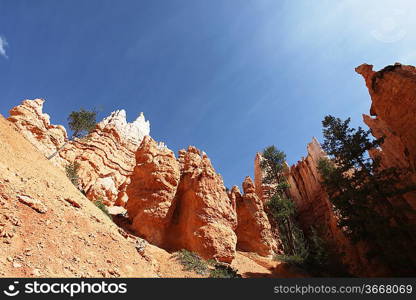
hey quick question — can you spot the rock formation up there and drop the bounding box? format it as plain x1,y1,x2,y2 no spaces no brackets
166,146,238,263
254,138,370,275
9,63,416,276
233,177,277,256
356,63,416,218
8,99,68,166
126,136,180,246
7,99,241,263
58,110,149,205
8,100,150,205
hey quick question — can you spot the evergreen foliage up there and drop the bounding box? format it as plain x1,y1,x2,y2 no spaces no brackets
94,198,111,218
261,146,308,260
68,109,97,139
65,162,80,188
318,115,416,275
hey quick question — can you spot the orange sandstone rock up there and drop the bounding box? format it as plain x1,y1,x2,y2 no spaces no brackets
284,138,370,275
126,136,180,246
234,177,277,256
7,99,68,167
8,100,150,205
356,63,416,213
167,146,237,263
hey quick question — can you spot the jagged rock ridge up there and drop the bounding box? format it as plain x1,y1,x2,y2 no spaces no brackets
8,99,150,205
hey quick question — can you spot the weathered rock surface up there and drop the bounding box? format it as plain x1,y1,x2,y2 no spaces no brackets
283,138,370,275
8,100,150,205
7,99,68,167
357,63,416,215
166,146,238,263
126,136,180,246
60,109,150,205
234,177,277,256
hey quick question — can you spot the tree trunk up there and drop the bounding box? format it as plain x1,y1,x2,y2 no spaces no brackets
47,141,68,160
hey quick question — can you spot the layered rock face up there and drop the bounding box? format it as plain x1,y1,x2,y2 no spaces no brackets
8,99,68,166
59,110,150,205
356,63,416,216
126,136,180,246
167,147,238,263
8,100,150,205
233,177,277,256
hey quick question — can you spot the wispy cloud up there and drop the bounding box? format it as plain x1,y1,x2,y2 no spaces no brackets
0,35,9,58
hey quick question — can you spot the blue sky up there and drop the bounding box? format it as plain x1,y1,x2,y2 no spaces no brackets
0,0,415,188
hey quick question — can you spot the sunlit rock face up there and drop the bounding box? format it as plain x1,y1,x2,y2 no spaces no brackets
59,109,150,205
126,136,180,246
98,109,150,150
356,63,416,216
7,99,68,167
166,146,238,263
233,177,277,257
7,99,241,263
8,99,150,205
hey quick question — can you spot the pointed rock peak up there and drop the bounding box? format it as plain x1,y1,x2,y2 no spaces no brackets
98,109,150,145
230,185,242,196
355,63,375,79
21,98,45,111
307,137,325,158
11,99,46,120
186,146,200,155
9,99,67,135
242,176,255,194
138,135,174,156
178,146,211,162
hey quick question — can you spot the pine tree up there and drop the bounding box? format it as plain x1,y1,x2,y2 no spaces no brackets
48,108,97,159
67,109,97,139
261,146,308,259
318,115,416,275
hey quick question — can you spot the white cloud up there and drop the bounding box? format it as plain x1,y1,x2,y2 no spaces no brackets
0,35,8,58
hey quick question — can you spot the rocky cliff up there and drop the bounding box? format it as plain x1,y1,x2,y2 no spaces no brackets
356,63,416,222
233,177,277,256
8,99,68,166
124,139,239,262
8,100,150,206
166,146,238,262
8,100,240,263
1,113,289,278
253,138,370,275
126,136,180,246
285,138,372,275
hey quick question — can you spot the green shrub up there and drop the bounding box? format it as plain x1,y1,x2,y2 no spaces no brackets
65,162,80,188
174,249,209,275
94,198,111,218
209,263,241,278
274,254,306,266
